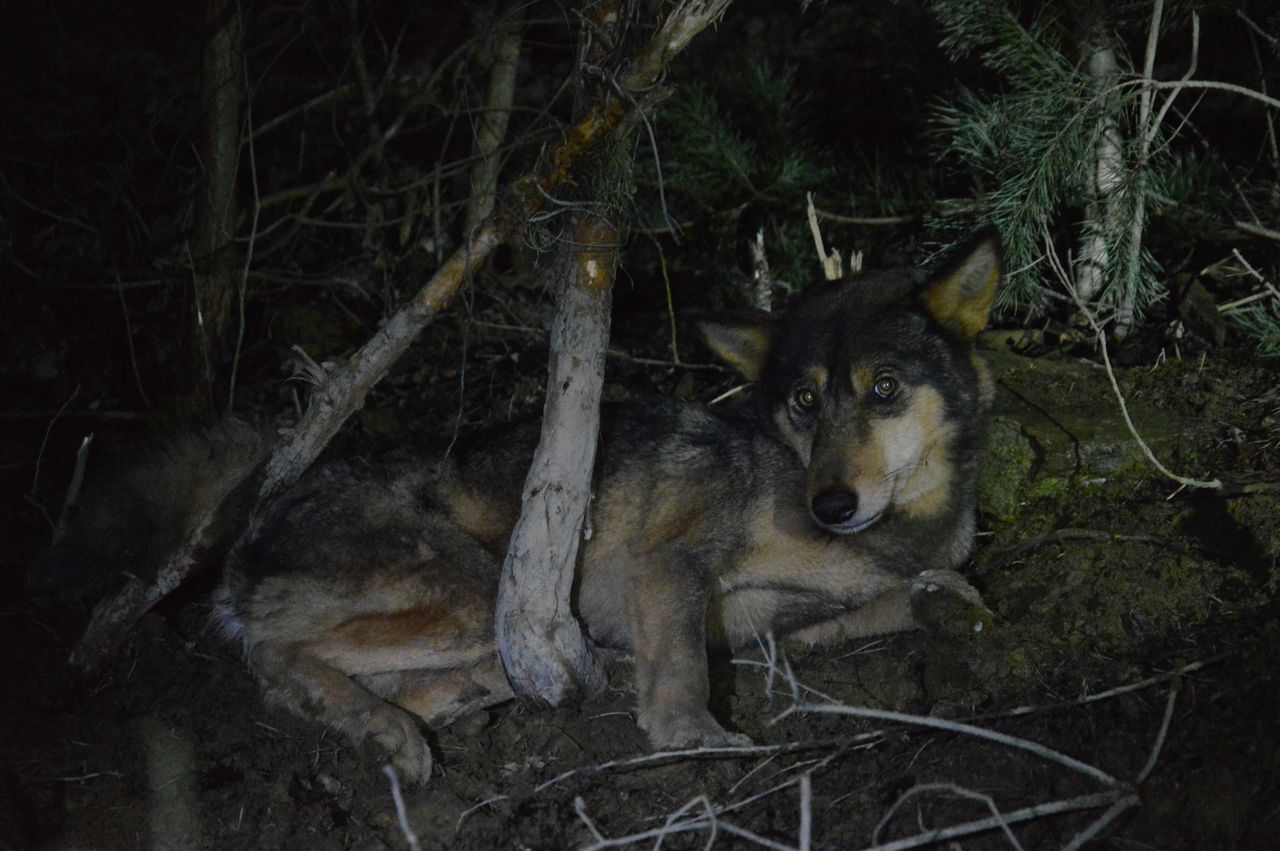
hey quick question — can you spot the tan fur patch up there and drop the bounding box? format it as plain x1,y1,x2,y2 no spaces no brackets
393,659,514,728
876,386,955,518
646,487,709,550
850,366,872,397
446,488,510,548
716,502,903,648
327,601,471,648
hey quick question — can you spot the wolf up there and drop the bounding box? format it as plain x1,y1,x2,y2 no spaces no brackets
40,230,1002,783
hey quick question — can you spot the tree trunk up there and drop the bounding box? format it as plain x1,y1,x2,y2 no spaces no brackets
1075,34,1122,314
492,0,632,706
465,3,525,236
186,0,244,414
494,212,617,703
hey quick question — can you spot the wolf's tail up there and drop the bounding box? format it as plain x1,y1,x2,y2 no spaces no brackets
28,419,272,607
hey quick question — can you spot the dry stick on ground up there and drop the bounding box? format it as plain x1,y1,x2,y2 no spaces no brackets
70,0,736,670
545,654,1204,848
381,765,423,851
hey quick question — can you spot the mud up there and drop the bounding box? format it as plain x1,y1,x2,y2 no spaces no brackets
3,344,1278,850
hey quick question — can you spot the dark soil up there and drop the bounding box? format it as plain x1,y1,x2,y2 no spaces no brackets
3,338,1279,851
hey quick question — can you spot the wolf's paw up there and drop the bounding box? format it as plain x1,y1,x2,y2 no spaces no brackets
642,709,753,751
910,569,994,638
357,703,434,784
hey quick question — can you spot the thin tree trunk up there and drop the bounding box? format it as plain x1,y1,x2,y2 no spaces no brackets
72,0,734,671
187,0,244,414
1120,0,1166,338
1075,34,1123,314
465,4,525,235
494,212,617,703
492,0,633,705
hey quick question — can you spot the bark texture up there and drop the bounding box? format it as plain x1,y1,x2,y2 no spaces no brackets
465,4,525,235
187,0,244,412
495,214,618,703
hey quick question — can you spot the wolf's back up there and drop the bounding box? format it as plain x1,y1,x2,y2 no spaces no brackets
29,419,271,607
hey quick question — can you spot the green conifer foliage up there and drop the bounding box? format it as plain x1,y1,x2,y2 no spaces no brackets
929,0,1166,324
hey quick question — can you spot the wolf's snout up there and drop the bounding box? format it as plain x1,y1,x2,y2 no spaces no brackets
811,489,859,527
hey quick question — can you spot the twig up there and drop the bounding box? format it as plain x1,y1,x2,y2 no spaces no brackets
806,192,843,281
1059,795,1141,851
454,794,509,835
978,655,1226,722
583,806,795,851
646,232,681,361
1132,78,1280,111
534,741,804,794
574,796,606,843
859,790,1131,851
1144,8,1197,150
381,764,423,851
797,773,812,851
116,279,151,410
1229,248,1280,301
1234,220,1280,242
779,702,1124,789
993,527,1203,561
1137,682,1179,784
872,783,1023,851
1240,11,1280,170
228,58,261,414
30,384,80,499
469,320,729,372
53,434,94,541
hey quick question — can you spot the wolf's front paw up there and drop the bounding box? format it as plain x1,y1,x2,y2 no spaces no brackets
358,703,434,784
642,709,753,750
910,569,994,638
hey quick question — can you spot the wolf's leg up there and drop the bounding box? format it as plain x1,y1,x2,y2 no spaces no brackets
242,582,499,783
630,565,751,749
250,640,434,783
393,657,514,729
787,569,991,647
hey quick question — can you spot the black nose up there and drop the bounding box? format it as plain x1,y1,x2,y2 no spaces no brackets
811,489,859,526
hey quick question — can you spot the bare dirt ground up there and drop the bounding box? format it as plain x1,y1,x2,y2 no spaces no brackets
3,339,1278,850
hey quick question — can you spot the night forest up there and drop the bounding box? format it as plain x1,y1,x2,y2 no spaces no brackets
2,1,1279,848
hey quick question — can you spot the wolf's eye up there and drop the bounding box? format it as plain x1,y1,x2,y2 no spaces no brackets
873,375,899,400
793,388,817,411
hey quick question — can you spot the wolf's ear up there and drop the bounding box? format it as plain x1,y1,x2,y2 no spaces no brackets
920,228,1003,341
696,313,776,381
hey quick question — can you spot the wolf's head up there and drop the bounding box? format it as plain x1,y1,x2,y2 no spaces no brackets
699,230,1001,535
